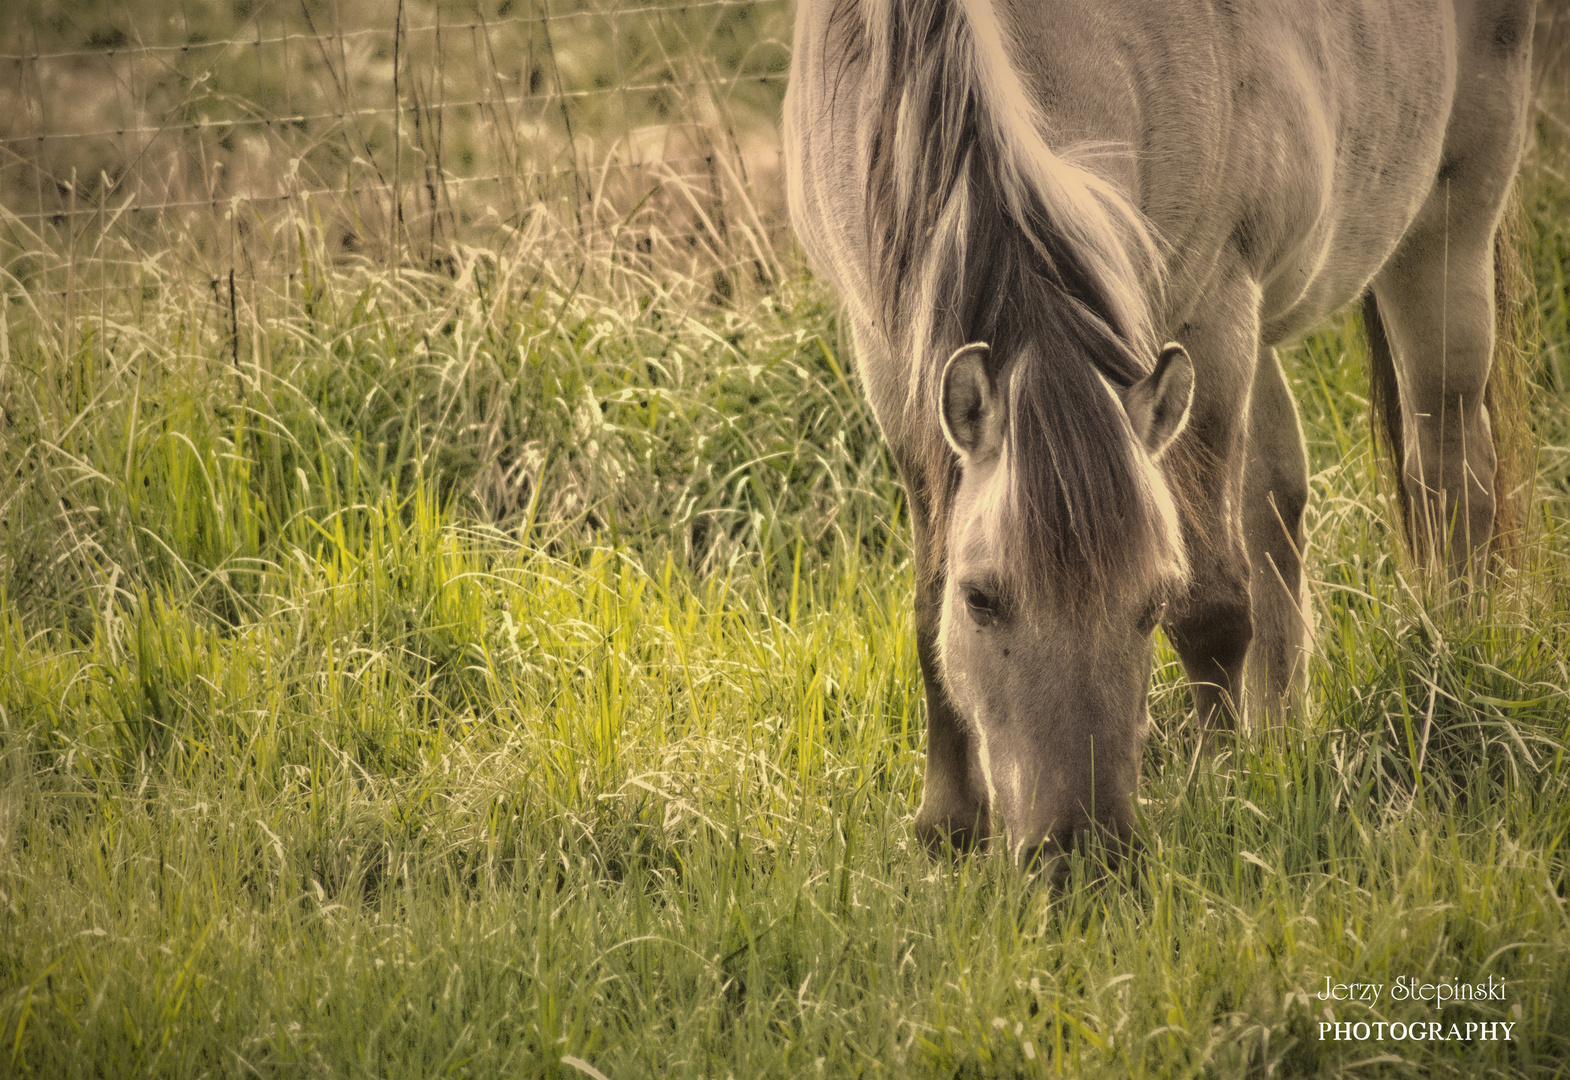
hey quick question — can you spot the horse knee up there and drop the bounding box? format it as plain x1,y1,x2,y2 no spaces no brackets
1245,347,1309,568
1273,471,1308,533
1402,403,1497,561
1247,469,1310,633
1404,397,1495,481
1167,595,1253,726
1170,601,1253,675
1249,471,1308,555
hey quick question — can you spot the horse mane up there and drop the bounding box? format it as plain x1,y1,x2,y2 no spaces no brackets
841,0,1183,609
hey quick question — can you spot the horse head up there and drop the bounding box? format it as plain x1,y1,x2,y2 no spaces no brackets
935,339,1194,873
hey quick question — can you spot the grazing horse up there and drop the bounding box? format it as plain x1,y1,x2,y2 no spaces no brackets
784,0,1535,865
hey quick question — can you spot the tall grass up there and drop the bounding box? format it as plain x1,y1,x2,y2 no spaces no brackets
2,5,1570,1079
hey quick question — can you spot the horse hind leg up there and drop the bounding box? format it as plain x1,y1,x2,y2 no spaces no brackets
1368,209,1501,574
1242,345,1311,721
1367,4,1531,574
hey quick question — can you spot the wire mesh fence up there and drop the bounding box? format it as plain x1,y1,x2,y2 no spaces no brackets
1,0,793,298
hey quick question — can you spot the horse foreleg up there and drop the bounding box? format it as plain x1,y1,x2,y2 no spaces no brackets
1162,276,1258,734
853,323,995,853
910,510,992,852
1242,345,1311,722
1165,554,1253,735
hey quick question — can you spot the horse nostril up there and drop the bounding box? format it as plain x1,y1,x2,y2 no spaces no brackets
1021,821,1134,883
1018,825,1080,879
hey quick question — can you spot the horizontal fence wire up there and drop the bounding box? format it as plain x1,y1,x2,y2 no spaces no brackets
1,245,780,304
0,0,793,275
0,74,788,147
0,0,775,62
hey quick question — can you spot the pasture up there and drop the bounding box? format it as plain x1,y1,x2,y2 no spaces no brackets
2,1,1569,1076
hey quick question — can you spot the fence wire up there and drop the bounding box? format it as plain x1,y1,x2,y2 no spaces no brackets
0,74,788,150
0,0,772,62
1,0,793,285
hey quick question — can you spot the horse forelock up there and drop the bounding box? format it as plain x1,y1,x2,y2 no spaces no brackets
986,306,1188,614
845,0,1178,604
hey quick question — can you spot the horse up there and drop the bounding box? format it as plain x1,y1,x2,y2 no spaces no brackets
784,0,1535,867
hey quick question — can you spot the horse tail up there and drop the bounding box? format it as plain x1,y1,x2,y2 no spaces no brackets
1363,291,1409,538
1486,182,1532,559
1365,182,1531,560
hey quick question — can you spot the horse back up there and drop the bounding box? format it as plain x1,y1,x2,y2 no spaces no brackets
1002,0,1531,340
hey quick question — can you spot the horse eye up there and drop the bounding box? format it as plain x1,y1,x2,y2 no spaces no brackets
963,586,999,626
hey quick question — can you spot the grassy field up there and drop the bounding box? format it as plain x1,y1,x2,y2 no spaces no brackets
3,4,1570,1079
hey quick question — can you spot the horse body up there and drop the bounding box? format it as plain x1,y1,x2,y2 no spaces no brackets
786,0,1534,864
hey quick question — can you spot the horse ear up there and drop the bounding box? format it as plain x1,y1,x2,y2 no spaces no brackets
940,342,1004,459
1123,342,1193,457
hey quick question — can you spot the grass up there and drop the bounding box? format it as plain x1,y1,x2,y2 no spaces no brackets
3,5,1570,1079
